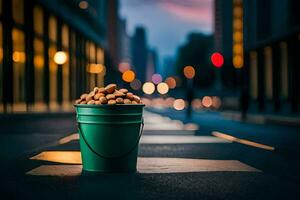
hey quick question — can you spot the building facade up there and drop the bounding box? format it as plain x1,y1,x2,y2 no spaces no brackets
214,0,300,114
0,0,106,113
244,0,300,113
131,26,148,83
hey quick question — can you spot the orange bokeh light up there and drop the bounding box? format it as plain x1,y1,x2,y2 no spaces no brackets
183,66,195,79
122,70,135,82
165,77,176,89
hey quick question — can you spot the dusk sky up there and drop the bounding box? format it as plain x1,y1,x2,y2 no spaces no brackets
120,0,214,63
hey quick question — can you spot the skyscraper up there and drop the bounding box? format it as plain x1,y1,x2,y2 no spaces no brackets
131,26,148,83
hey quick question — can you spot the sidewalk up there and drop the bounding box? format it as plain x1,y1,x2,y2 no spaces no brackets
221,111,300,126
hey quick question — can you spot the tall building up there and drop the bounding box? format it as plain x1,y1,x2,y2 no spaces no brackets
214,0,239,89
243,0,300,113
118,18,131,64
215,0,300,114
131,26,148,83
145,49,158,81
0,0,106,113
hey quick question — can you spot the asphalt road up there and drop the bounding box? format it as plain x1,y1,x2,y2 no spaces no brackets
0,109,300,200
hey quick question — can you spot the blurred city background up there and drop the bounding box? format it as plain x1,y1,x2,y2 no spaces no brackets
0,0,299,117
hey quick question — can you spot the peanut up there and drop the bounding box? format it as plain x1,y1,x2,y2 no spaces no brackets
94,93,104,100
86,94,93,102
75,99,81,104
80,93,88,100
105,84,116,94
87,100,95,105
116,97,124,104
126,92,134,100
124,99,132,104
108,99,116,104
119,88,128,94
114,90,125,97
106,94,116,100
99,97,108,104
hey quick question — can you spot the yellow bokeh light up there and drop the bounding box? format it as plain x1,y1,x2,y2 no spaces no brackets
183,66,195,79
122,70,135,82
142,82,155,94
233,7,243,17
165,77,176,89
88,64,105,74
233,19,243,30
233,44,243,54
173,99,185,110
12,51,26,63
54,51,67,65
233,32,243,42
233,55,244,68
34,55,44,69
157,82,169,95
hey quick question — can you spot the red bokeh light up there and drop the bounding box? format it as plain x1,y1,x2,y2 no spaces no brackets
211,52,224,68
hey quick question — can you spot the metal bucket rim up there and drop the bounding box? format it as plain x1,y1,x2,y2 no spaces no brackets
74,104,145,108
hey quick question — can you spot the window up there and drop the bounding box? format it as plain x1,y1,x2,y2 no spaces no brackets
96,47,105,87
12,0,24,25
48,16,58,110
34,38,44,105
49,16,57,42
62,24,70,107
250,51,258,100
34,6,43,35
12,28,26,111
280,42,288,99
0,0,2,15
264,47,273,99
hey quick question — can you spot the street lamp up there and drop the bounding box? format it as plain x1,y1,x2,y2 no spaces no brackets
54,51,67,65
183,66,195,119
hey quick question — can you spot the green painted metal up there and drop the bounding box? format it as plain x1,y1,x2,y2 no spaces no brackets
74,104,145,173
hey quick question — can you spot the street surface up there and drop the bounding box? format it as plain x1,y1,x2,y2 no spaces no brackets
0,109,300,199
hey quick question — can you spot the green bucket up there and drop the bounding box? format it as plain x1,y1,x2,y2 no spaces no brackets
74,104,144,173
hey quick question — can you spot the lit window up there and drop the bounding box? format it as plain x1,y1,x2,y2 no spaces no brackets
62,24,69,48
12,28,26,111
49,16,57,42
34,6,43,35
12,0,24,24
34,38,44,104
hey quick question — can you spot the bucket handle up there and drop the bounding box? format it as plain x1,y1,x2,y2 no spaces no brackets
78,118,144,159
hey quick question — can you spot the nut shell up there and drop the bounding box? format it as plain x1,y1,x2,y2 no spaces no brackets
124,99,132,104
94,93,105,100
116,97,124,104
105,84,116,94
87,100,95,105
99,97,108,104
126,92,134,100
119,88,128,94
106,94,116,100
80,93,88,100
108,99,116,104
75,99,81,104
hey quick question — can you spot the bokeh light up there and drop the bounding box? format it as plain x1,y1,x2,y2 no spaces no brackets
211,52,224,68
157,82,169,94
151,74,163,84
88,64,105,74
165,97,175,107
118,62,130,73
122,70,135,82
130,79,142,90
233,55,243,68
79,1,88,9
192,99,202,110
142,82,155,94
212,96,222,109
165,77,176,89
183,66,195,79
54,51,67,65
173,99,185,110
12,51,26,63
202,96,213,108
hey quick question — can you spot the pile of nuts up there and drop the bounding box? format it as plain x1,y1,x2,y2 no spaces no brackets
75,84,142,105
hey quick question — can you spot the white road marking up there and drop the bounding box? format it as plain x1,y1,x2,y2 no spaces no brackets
27,157,260,176
140,135,230,144
212,131,275,151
